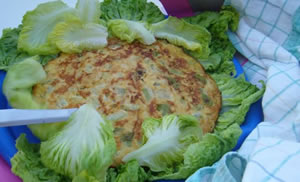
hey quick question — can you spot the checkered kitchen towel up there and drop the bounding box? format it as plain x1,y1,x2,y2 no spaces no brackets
226,0,300,86
187,0,300,181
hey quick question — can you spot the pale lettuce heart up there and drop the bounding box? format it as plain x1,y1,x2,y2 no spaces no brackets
49,17,108,53
76,0,101,23
40,104,116,181
2,56,46,109
150,16,211,59
108,19,155,45
2,56,68,140
123,114,202,172
18,1,76,55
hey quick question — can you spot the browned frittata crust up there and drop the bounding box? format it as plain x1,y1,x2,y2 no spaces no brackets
32,38,221,165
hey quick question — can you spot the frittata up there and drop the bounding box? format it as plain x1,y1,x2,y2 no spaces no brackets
32,38,221,165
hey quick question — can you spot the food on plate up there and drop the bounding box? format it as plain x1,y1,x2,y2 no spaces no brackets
0,0,266,181
32,38,221,165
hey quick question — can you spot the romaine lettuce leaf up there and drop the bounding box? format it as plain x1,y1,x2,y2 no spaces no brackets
18,1,76,55
123,114,202,172
213,74,265,131
150,17,211,59
184,6,239,74
40,104,116,181
0,26,57,71
107,160,150,182
11,134,71,182
100,0,165,23
150,124,242,180
108,19,155,45
76,0,101,23
49,17,108,53
73,171,100,182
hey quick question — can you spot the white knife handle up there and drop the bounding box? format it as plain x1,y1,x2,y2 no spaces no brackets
0,108,77,127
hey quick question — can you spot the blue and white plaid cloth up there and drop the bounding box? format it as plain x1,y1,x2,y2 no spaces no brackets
187,0,300,181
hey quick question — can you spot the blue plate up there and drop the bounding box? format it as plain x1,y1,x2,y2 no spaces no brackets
0,58,263,181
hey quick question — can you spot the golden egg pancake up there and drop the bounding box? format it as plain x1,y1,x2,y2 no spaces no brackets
32,38,221,165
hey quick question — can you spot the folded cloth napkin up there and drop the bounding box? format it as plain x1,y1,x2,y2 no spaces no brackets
188,0,300,181
186,152,247,182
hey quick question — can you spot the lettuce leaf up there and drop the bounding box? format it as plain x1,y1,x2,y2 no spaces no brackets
150,124,242,180
0,26,57,71
73,171,100,182
123,114,202,173
184,6,239,74
11,134,71,182
2,56,46,109
151,17,211,59
28,122,68,141
18,1,76,55
76,0,101,23
100,0,165,23
107,160,150,182
40,104,116,181
49,17,108,53
212,74,265,131
2,56,67,140
108,19,155,45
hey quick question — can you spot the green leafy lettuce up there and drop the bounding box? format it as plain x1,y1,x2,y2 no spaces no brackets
212,74,265,132
18,1,76,55
107,160,150,182
123,114,202,173
2,56,67,140
2,56,46,109
100,0,165,23
184,6,239,74
150,123,242,180
72,171,100,182
151,16,211,59
47,0,108,53
76,0,101,23
40,104,116,181
108,19,155,45
0,26,57,71
49,17,108,53
11,134,71,182
18,0,108,55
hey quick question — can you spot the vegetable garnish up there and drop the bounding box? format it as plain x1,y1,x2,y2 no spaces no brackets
0,26,57,71
108,19,155,45
123,115,202,172
11,134,72,182
18,1,76,55
100,0,165,24
40,104,116,181
151,16,211,59
3,56,46,109
49,17,108,53
18,0,108,55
